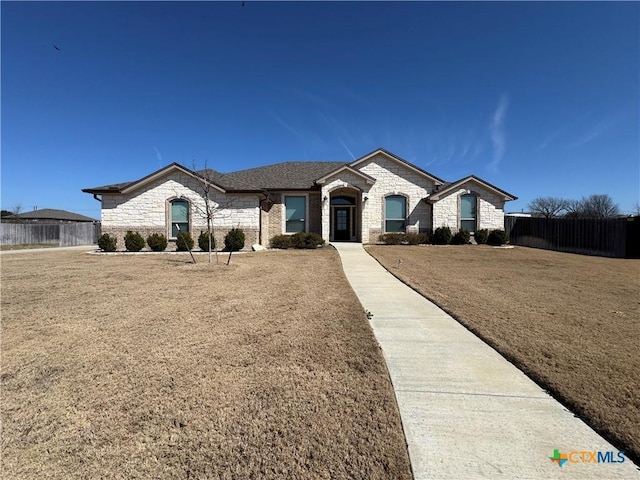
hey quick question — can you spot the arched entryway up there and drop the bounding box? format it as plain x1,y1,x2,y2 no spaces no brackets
330,188,360,242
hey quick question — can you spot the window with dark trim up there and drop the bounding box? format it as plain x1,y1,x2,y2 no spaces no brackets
460,194,477,232
385,195,406,233
170,199,189,237
285,195,306,233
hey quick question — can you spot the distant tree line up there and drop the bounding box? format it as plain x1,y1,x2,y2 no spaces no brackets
527,194,625,219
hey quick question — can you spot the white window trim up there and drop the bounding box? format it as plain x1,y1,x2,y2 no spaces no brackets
282,192,309,234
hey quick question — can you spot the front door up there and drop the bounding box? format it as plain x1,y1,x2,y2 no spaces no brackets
334,207,351,241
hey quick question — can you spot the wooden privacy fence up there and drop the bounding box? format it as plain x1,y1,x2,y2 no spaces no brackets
504,216,640,258
0,222,101,247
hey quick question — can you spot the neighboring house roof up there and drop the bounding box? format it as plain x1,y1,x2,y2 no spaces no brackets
15,208,98,222
427,175,517,202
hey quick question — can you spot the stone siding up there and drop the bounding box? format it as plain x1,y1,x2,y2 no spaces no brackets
100,171,260,250
321,154,436,243
432,183,506,232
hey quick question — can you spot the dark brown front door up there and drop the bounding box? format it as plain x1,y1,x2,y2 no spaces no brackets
334,207,351,241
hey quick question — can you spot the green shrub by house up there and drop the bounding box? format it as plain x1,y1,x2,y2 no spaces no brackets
146,233,168,252
487,229,509,246
198,231,215,251
474,229,489,244
432,226,452,245
270,234,292,249
290,232,325,249
451,228,471,245
176,231,195,251
124,231,145,252
97,233,117,252
224,227,245,252
378,233,404,245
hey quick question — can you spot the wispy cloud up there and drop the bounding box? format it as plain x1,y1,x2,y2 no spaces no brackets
567,115,623,149
153,146,163,167
338,137,355,160
488,94,509,172
270,111,302,139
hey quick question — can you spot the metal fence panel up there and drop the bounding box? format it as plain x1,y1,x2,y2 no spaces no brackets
505,216,638,258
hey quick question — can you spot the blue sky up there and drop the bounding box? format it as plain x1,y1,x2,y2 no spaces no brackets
2,1,638,219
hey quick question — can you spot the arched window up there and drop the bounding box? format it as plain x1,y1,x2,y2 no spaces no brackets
170,199,189,237
460,194,477,232
385,195,406,233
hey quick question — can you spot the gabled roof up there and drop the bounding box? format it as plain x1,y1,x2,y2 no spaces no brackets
15,208,97,222
427,175,517,202
315,165,377,185
349,148,446,185
83,163,226,195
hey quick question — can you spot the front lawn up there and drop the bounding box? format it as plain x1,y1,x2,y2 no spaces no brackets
1,249,411,479
366,244,640,465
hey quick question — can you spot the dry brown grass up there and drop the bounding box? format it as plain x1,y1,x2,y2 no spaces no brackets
1,249,411,479
366,244,640,464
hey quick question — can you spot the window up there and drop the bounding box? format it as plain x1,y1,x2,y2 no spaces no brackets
385,195,406,233
171,199,189,237
285,195,306,233
460,194,477,232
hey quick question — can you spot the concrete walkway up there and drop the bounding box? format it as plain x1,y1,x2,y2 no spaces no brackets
332,242,639,480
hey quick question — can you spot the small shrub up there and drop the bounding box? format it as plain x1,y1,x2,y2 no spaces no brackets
146,233,168,252
124,231,145,252
405,232,429,245
97,233,117,252
378,233,405,245
198,230,216,251
270,234,292,249
176,231,195,251
474,229,489,244
431,226,452,245
451,228,471,245
487,229,509,246
224,227,245,252
290,232,325,249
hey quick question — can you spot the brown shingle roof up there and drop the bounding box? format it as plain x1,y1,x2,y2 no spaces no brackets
203,162,347,191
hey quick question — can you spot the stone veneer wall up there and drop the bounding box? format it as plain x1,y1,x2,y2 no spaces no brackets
431,183,506,232
321,154,436,243
100,171,260,250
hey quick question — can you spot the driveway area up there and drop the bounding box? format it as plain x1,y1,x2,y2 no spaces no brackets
332,242,639,479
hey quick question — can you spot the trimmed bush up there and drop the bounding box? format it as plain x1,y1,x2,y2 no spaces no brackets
451,228,471,245
290,232,325,249
224,227,245,252
405,232,429,245
378,233,404,245
378,233,429,245
431,226,452,245
474,229,489,244
198,230,216,251
124,231,145,252
97,233,117,252
487,229,509,246
146,233,168,252
270,234,292,249
176,231,195,251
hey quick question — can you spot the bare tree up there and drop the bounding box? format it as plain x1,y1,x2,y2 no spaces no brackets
188,161,237,264
631,201,640,216
11,204,22,215
579,194,620,218
528,197,568,218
